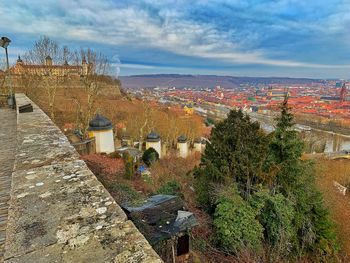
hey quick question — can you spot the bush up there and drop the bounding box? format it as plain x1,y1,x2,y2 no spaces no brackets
123,153,134,179
213,187,263,254
107,152,122,158
194,167,214,213
142,147,159,166
250,190,295,257
109,183,143,205
156,180,182,196
192,238,208,252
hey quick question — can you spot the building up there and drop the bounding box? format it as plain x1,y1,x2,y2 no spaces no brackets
10,55,89,77
146,131,162,158
88,114,115,154
177,135,189,158
122,195,197,263
183,105,194,115
267,87,290,100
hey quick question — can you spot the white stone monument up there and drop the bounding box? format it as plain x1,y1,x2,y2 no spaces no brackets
146,131,162,158
193,138,202,153
88,114,115,154
177,135,189,158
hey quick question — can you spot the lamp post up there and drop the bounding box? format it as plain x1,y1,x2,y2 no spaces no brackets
0,36,14,107
0,37,11,69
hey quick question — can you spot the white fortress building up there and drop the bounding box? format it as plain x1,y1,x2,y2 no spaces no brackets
146,131,162,158
88,114,115,154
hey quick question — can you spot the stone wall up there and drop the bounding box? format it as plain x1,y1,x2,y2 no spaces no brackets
9,75,121,97
4,94,162,263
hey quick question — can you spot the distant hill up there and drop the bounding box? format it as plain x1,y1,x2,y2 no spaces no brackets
120,74,324,89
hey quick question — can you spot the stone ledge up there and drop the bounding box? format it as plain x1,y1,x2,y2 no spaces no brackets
4,94,162,263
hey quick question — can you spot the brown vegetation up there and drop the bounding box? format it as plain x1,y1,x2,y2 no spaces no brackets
314,157,350,259
23,84,205,146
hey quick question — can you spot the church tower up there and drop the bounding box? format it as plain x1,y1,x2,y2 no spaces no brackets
82,57,88,75
45,55,53,66
16,55,23,65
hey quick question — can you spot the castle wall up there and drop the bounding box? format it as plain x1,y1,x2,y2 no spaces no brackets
4,93,162,263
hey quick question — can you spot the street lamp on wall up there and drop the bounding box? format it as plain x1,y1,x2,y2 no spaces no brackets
0,37,11,70
0,36,14,107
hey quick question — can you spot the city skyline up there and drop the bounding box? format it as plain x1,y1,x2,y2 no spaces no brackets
1,0,350,78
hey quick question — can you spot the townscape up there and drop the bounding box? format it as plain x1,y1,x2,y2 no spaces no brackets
1,1,350,263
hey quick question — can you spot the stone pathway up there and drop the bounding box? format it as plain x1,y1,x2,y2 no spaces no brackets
0,109,16,262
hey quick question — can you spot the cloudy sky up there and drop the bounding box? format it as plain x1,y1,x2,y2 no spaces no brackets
1,0,350,78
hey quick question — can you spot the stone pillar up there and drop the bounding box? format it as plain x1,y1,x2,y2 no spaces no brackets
146,131,162,158
177,135,189,158
88,114,115,154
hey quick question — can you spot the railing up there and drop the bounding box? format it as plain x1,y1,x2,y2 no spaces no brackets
72,137,96,155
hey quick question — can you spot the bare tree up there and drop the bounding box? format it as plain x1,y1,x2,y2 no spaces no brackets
73,48,111,138
17,68,42,99
0,58,6,94
41,71,66,121
138,103,153,150
23,36,72,65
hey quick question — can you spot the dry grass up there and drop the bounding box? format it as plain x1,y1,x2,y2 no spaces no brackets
314,157,350,259
24,86,206,147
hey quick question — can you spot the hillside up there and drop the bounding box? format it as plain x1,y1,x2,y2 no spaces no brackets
120,74,324,89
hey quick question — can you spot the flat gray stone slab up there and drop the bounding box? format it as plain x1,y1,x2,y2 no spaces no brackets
4,94,162,263
0,108,17,262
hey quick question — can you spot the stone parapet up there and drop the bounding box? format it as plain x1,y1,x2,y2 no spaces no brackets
4,94,162,263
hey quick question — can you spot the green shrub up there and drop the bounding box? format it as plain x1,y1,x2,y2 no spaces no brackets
156,180,182,196
123,153,134,179
213,187,263,254
193,167,214,213
192,238,208,252
250,190,295,257
110,183,143,206
107,152,122,158
142,147,159,166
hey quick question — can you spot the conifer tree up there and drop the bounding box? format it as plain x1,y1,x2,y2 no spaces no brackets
266,99,304,193
194,101,338,259
266,97,338,257
196,109,268,204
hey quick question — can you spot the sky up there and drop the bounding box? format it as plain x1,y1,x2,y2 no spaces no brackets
1,0,350,78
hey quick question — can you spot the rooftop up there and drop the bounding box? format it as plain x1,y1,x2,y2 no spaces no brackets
146,131,161,142
88,114,113,131
122,195,197,245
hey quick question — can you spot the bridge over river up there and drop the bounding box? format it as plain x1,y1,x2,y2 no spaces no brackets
249,112,350,153
192,103,350,153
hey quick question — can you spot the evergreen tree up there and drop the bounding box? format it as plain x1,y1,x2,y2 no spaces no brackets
250,189,295,259
265,99,304,193
193,101,338,259
266,98,338,257
195,109,268,206
214,186,263,254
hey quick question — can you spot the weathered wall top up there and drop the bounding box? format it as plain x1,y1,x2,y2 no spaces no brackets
4,94,162,263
